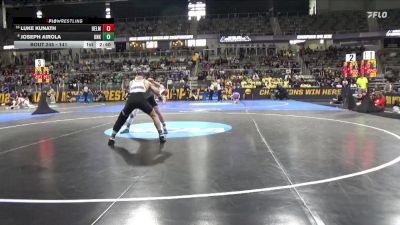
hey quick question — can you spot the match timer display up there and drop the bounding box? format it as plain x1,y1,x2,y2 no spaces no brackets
13,18,115,49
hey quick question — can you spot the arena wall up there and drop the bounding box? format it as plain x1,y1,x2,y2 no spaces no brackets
2,88,399,106
317,0,400,13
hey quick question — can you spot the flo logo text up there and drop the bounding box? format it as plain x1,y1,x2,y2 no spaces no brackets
367,11,388,18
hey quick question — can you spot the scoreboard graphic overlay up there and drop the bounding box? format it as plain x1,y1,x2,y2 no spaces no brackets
13,18,115,49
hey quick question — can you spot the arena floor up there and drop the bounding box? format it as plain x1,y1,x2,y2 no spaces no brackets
0,100,400,225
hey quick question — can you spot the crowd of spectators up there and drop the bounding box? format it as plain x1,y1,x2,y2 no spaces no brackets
278,10,369,35
378,9,400,31
195,48,310,89
0,52,194,93
300,46,366,87
2,46,400,96
116,16,190,37
112,9,400,38
301,46,365,69
198,13,273,35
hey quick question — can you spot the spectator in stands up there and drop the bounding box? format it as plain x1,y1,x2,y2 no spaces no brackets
82,84,90,103
252,73,260,81
183,82,190,101
93,90,106,102
191,89,199,101
167,78,173,89
209,82,215,101
383,80,393,93
373,91,386,111
66,91,76,103
27,87,33,103
331,80,348,105
356,91,386,113
172,87,178,100
49,87,56,104
217,80,223,102
393,100,400,114
275,85,288,100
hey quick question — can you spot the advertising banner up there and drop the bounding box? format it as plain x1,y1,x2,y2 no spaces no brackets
1,88,398,106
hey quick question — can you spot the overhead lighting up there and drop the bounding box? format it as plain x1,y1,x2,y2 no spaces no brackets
188,1,206,21
36,10,43,18
105,3,111,18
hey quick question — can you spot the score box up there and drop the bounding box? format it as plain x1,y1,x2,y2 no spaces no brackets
102,24,114,32
102,32,115,41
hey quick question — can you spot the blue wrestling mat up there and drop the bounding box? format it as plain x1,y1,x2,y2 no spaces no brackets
81,100,341,113
0,113,50,123
104,121,232,139
0,100,340,123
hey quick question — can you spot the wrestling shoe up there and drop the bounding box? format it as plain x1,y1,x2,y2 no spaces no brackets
159,135,167,143
108,138,115,146
120,128,130,134
162,123,168,134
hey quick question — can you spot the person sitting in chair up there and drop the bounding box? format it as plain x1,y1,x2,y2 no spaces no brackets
373,91,386,111
275,85,288,100
331,80,350,105
356,91,385,113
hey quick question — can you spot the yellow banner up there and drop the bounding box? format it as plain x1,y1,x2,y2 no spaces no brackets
386,95,400,106
0,93,10,104
0,88,363,104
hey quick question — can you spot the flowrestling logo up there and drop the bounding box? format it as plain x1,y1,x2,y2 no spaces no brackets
367,11,387,19
104,121,232,139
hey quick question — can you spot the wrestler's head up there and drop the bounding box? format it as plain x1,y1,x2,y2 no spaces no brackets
135,74,144,80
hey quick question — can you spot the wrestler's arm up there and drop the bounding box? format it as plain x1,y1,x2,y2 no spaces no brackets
144,80,161,96
147,78,161,88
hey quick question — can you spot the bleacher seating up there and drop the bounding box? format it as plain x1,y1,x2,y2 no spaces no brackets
301,46,365,70
2,11,400,93
279,11,368,35
378,9,400,31
116,16,190,37
378,49,400,80
198,14,273,35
